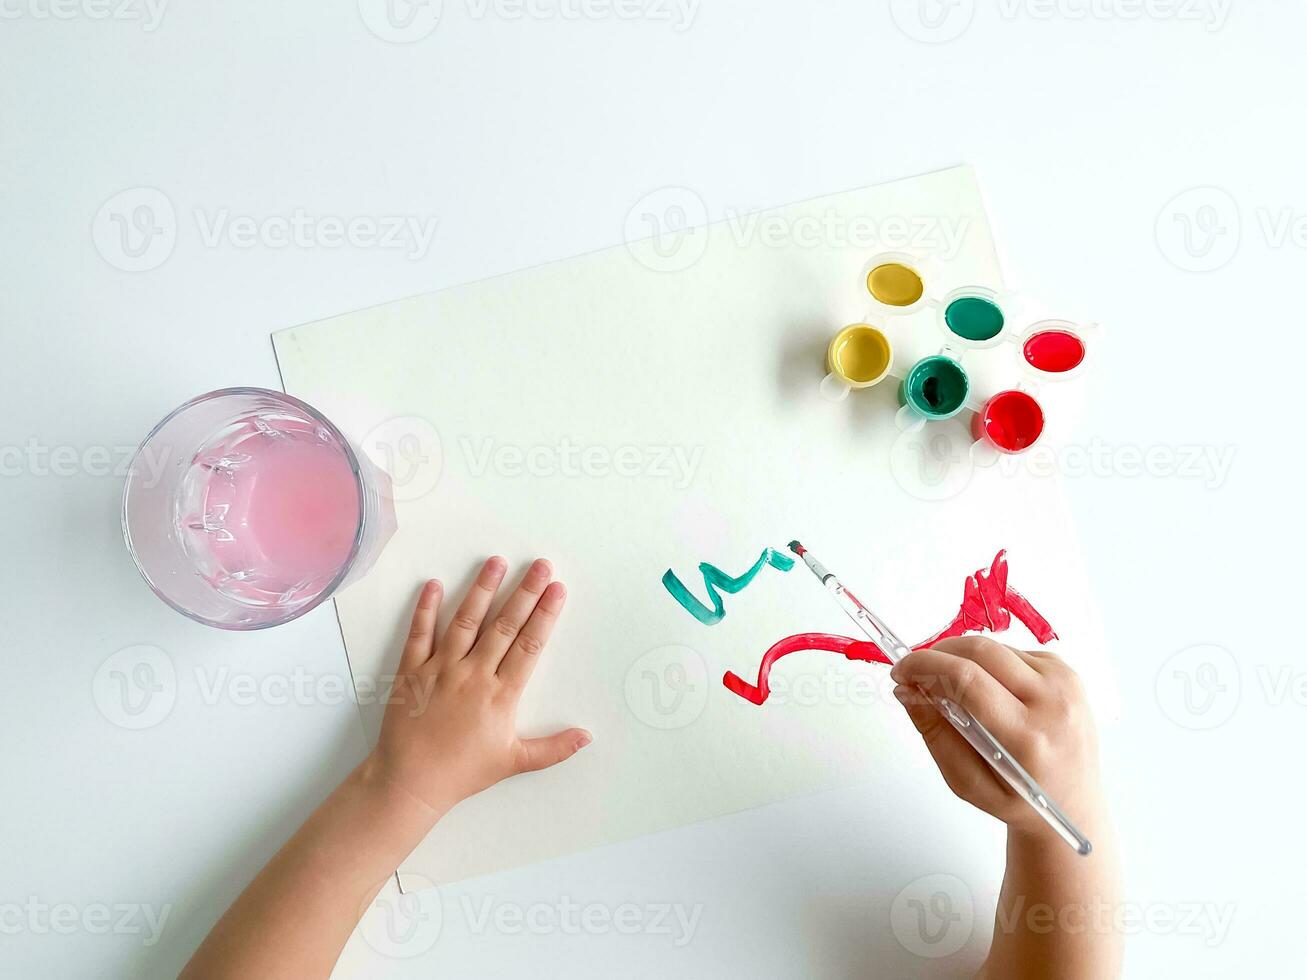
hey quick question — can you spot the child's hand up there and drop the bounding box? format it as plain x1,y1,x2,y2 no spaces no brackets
368,556,592,816
890,636,1103,837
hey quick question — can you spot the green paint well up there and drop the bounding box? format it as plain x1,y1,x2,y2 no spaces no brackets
945,296,1005,342
899,355,970,420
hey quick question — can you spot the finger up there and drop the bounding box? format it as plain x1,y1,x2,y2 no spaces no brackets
893,685,1013,818
927,636,1045,703
1014,646,1069,674
1012,649,1086,707
890,648,1026,733
516,728,592,774
470,558,552,667
497,581,566,690
400,579,443,671
441,557,507,662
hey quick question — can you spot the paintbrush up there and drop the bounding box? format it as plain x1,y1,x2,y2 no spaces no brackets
787,540,1092,856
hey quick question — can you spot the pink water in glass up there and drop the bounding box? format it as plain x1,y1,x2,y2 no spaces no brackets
179,416,362,606
125,388,396,630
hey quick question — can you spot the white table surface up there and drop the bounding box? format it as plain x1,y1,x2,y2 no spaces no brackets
2,2,1301,976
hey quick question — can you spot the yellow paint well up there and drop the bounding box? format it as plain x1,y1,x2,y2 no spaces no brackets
867,262,924,307
827,324,892,386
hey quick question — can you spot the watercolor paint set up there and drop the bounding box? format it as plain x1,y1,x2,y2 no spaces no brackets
820,250,1095,464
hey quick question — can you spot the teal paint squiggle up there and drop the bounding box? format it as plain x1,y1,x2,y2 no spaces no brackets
662,548,795,625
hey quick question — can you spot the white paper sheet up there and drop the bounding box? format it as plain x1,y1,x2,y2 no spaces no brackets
274,166,1111,887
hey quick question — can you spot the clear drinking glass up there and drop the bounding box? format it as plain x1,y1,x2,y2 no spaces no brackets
122,387,396,630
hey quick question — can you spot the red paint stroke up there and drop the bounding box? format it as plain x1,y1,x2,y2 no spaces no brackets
724,550,1058,705
723,633,891,705
915,549,1058,648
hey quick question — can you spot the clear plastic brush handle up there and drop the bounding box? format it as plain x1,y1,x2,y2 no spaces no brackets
826,576,1093,856
930,694,1093,855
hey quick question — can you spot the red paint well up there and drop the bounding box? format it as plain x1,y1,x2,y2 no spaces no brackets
1023,330,1085,374
974,390,1044,453
725,551,1058,705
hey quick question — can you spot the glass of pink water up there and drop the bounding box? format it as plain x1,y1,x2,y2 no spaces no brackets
122,388,396,630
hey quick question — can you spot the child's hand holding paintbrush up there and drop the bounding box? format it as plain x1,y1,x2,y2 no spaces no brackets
789,541,1120,977
893,637,1120,978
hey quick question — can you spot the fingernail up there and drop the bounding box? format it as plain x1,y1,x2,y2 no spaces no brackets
531,558,552,577
575,732,592,750
892,685,912,704
889,664,904,683
486,556,507,574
